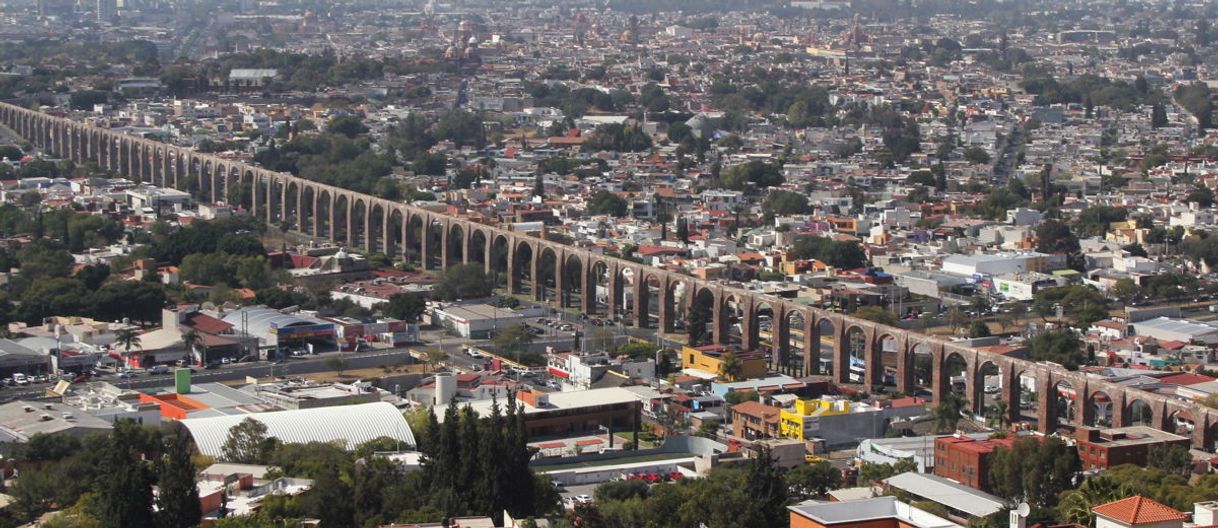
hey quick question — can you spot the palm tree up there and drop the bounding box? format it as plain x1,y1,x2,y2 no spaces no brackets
931,394,966,433
718,350,743,381
114,327,142,362
180,330,199,365
1057,476,1135,527
985,398,1010,429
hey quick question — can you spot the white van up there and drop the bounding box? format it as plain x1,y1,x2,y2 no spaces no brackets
12,373,27,385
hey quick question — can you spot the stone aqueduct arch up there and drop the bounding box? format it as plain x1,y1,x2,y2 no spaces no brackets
7,103,1218,450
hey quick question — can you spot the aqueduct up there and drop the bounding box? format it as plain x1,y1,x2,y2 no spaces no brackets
4,102,1217,449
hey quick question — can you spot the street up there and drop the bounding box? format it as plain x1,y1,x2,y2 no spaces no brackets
0,348,419,401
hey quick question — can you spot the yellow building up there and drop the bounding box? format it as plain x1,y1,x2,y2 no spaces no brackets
680,345,767,382
779,398,851,441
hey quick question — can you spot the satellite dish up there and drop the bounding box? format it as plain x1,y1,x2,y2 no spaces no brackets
1016,502,1031,517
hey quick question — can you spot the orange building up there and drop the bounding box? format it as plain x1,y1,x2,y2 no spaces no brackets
139,392,209,420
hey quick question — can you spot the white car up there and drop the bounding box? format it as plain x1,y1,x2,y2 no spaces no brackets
574,495,593,504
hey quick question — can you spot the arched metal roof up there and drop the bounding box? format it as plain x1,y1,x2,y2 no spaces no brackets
179,402,414,458
221,306,324,338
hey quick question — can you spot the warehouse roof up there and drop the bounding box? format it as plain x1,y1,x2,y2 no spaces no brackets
221,306,326,338
883,472,1006,518
179,402,414,457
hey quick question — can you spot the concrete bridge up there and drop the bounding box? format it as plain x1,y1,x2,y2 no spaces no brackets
4,102,1217,449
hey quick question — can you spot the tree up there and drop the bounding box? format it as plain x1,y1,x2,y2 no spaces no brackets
715,160,783,192
744,447,788,527
327,115,368,138
1056,475,1134,527
858,459,918,485
435,109,487,148
969,320,992,338
1187,185,1215,208
76,263,111,290
788,234,867,269
762,189,811,216
157,425,201,528
325,356,348,376
985,398,1010,429
381,293,426,322
931,394,966,433
962,146,991,165
786,461,842,500
422,347,447,373
717,350,744,381
309,469,355,528
586,190,628,217
1028,329,1085,370
69,90,109,110
434,263,495,300
220,418,274,464
1147,444,1193,477
96,421,156,528
114,328,142,357
1110,279,1141,305
989,436,1079,509
1036,220,1080,254
412,152,447,176
1151,102,1168,128
532,173,545,198
493,324,534,363
676,218,689,243
854,307,898,326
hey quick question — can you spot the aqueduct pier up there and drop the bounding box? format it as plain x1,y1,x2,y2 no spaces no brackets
4,102,1217,449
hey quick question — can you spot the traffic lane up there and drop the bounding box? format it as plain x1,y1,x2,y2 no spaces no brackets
1,349,420,400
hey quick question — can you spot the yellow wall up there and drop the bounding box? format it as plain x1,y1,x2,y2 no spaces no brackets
778,399,849,441
681,346,767,381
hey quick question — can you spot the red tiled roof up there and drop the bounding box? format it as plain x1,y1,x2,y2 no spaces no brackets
732,401,781,422
1158,372,1216,386
1091,496,1187,524
185,313,233,335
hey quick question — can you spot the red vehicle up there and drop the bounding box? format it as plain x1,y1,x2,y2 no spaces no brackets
667,472,683,481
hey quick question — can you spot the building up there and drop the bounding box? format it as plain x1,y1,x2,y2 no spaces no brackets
179,402,415,457
932,434,1014,491
196,463,312,522
432,303,529,339
1075,426,1190,471
220,306,337,354
882,472,1006,522
434,387,643,442
0,340,52,378
250,380,380,410
711,375,810,399
681,345,767,381
940,252,1051,277
857,433,992,473
0,400,113,446
1130,317,1218,345
779,397,927,447
1091,496,1187,528
730,401,781,440
788,496,961,528
95,0,115,22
